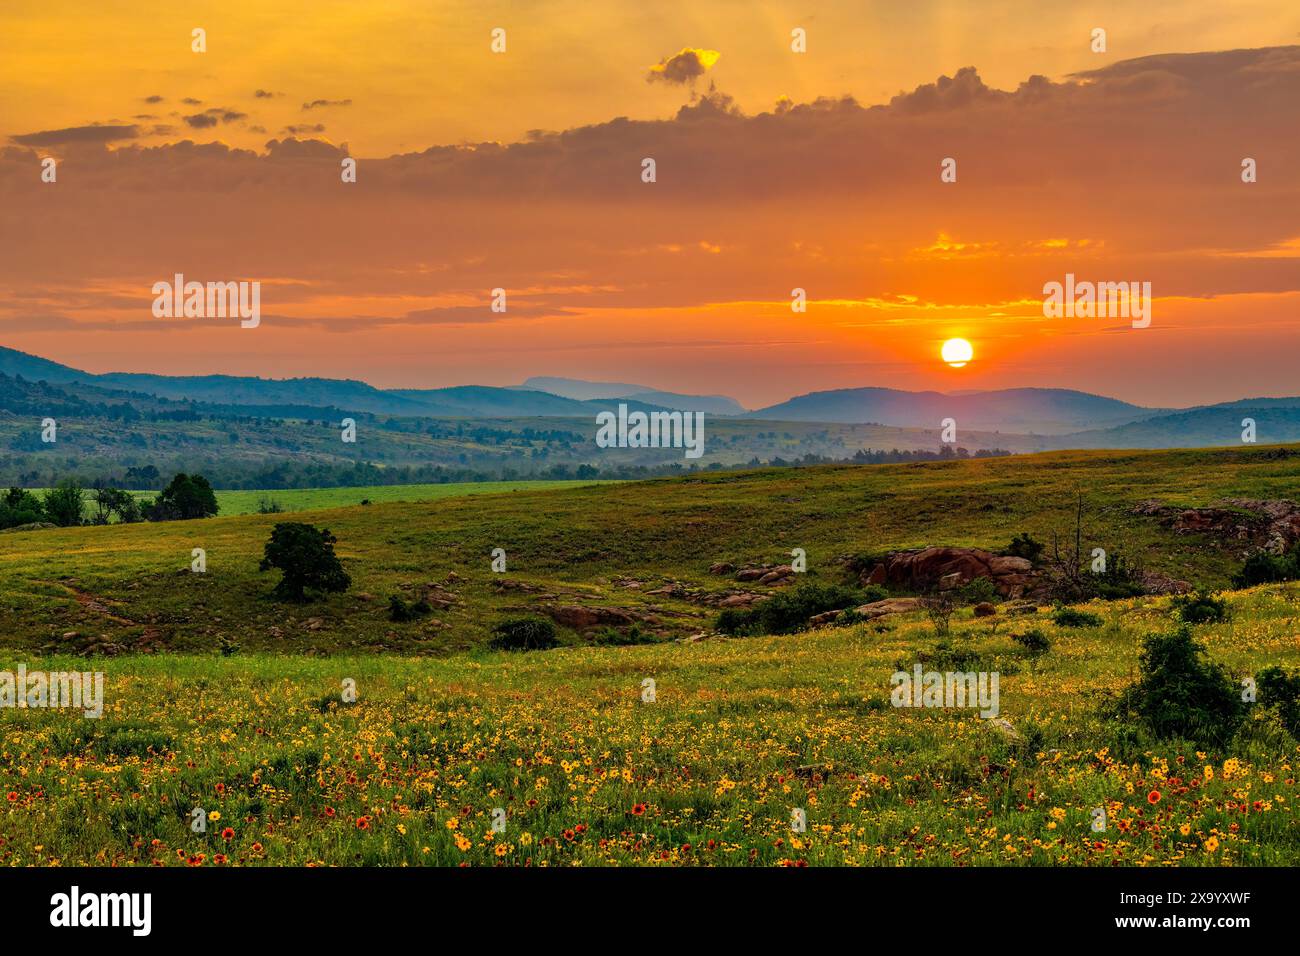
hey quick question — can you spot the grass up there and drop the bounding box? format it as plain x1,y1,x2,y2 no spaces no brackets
0,444,1298,866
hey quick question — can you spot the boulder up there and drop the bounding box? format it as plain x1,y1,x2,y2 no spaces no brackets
972,602,997,617
852,597,923,620
861,547,1042,598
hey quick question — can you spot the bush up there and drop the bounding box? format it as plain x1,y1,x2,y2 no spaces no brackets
1012,628,1052,655
42,479,84,527
257,496,284,515
489,617,559,651
1255,666,1300,737
259,522,351,601
592,624,659,646
1004,532,1044,562
957,577,999,605
1052,605,1102,628
1112,625,1245,745
388,595,432,622
1233,548,1299,588
715,582,870,636
1172,590,1229,625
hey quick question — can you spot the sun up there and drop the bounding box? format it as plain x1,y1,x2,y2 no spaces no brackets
941,338,974,368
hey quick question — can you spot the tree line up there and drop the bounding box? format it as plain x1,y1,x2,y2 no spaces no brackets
0,473,219,530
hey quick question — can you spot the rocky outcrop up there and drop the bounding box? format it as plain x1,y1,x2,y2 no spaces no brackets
860,548,1040,598
1133,498,1300,554
809,597,923,627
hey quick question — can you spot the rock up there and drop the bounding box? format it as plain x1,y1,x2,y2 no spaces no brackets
1134,498,1300,553
972,602,997,617
716,593,763,608
808,610,842,626
544,605,637,630
445,571,461,582
853,597,923,620
758,566,794,585
61,631,80,641
1139,571,1191,595
708,562,736,575
735,568,767,582
304,618,325,631
862,546,1044,598
987,717,1022,741
1004,602,1039,616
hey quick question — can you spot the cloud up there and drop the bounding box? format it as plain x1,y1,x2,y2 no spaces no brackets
253,89,281,98
181,97,203,106
280,124,326,136
143,95,164,104
182,113,219,129
647,48,720,86
9,124,138,145
301,98,352,110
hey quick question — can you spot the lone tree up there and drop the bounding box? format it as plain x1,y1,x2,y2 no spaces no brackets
259,522,350,601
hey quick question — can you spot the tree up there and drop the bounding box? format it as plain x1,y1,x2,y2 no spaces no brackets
150,473,219,520
0,487,46,529
42,479,84,527
259,522,350,601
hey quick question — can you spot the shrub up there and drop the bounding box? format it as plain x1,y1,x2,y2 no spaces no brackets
957,576,999,605
1112,625,1245,744
1052,605,1102,628
1091,552,1147,600
1172,590,1229,625
259,522,351,601
1012,628,1052,655
592,624,659,646
388,595,432,622
257,496,284,514
920,590,959,637
490,617,559,651
715,582,869,636
1233,548,1299,588
1255,666,1300,737
1004,532,1044,562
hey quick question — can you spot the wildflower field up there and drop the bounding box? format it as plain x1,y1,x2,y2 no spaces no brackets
0,446,1297,866
1,583,1297,867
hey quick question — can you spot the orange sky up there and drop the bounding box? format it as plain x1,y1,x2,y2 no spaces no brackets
1,1,1299,408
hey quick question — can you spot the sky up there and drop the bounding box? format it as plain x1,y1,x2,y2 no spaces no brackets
1,1,1298,409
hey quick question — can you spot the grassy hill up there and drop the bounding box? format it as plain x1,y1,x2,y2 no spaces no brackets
1,444,1298,867
1,444,1297,655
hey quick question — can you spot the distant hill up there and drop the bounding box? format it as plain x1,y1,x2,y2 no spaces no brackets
748,386,1163,434
521,375,745,415
1048,404,1300,449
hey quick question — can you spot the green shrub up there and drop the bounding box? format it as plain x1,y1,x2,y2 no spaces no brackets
490,616,559,651
1112,625,1245,745
1255,666,1300,737
1012,628,1052,655
957,576,999,605
1091,552,1146,600
1172,590,1229,625
1004,532,1044,562
715,582,870,636
1233,549,1299,588
388,594,432,622
1052,605,1102,628
592,624,659,646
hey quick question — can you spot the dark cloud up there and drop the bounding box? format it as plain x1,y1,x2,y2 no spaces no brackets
144,95,164,104
647,48,720,86
182,113,219,129
181,97,203,106
301,98,352,110
253,89,281,98
10,124,138,146
280,124,326,136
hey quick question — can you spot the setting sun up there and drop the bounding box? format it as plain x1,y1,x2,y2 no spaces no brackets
941,338,974,368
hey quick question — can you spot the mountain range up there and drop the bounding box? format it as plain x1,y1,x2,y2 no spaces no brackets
2,345,1298,450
